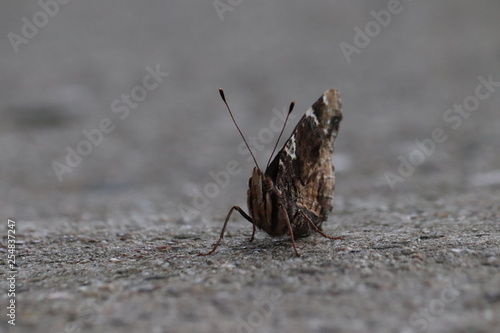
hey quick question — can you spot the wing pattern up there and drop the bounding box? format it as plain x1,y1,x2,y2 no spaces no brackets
265,89,342,236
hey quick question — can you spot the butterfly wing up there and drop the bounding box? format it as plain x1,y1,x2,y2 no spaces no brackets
265,89,343,234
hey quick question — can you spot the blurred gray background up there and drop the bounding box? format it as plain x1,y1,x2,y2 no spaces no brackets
1,1,499,222
1,2,500,333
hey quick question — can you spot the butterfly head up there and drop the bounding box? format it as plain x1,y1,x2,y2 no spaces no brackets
248,167,274,193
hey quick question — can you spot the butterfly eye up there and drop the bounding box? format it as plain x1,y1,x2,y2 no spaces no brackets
263,178,273,192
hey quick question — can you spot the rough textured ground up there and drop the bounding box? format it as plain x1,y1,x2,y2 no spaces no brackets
1,1,499,333
3,190,500,333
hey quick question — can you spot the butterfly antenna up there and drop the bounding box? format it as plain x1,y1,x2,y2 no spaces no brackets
219,88,260,170
266,100,295,168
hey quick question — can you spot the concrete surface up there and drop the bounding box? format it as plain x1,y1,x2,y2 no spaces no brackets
0,1,499,333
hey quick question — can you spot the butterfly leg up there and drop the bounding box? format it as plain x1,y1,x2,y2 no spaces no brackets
198,206,253,256
298,210,343,240
249,222,256,242
278,205,301,257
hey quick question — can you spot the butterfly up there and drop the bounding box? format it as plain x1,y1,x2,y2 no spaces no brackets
199,89,343,256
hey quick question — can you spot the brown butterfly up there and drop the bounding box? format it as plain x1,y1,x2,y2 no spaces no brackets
200,89,343,256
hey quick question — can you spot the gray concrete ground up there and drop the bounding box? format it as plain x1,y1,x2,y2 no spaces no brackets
1,1,499,333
